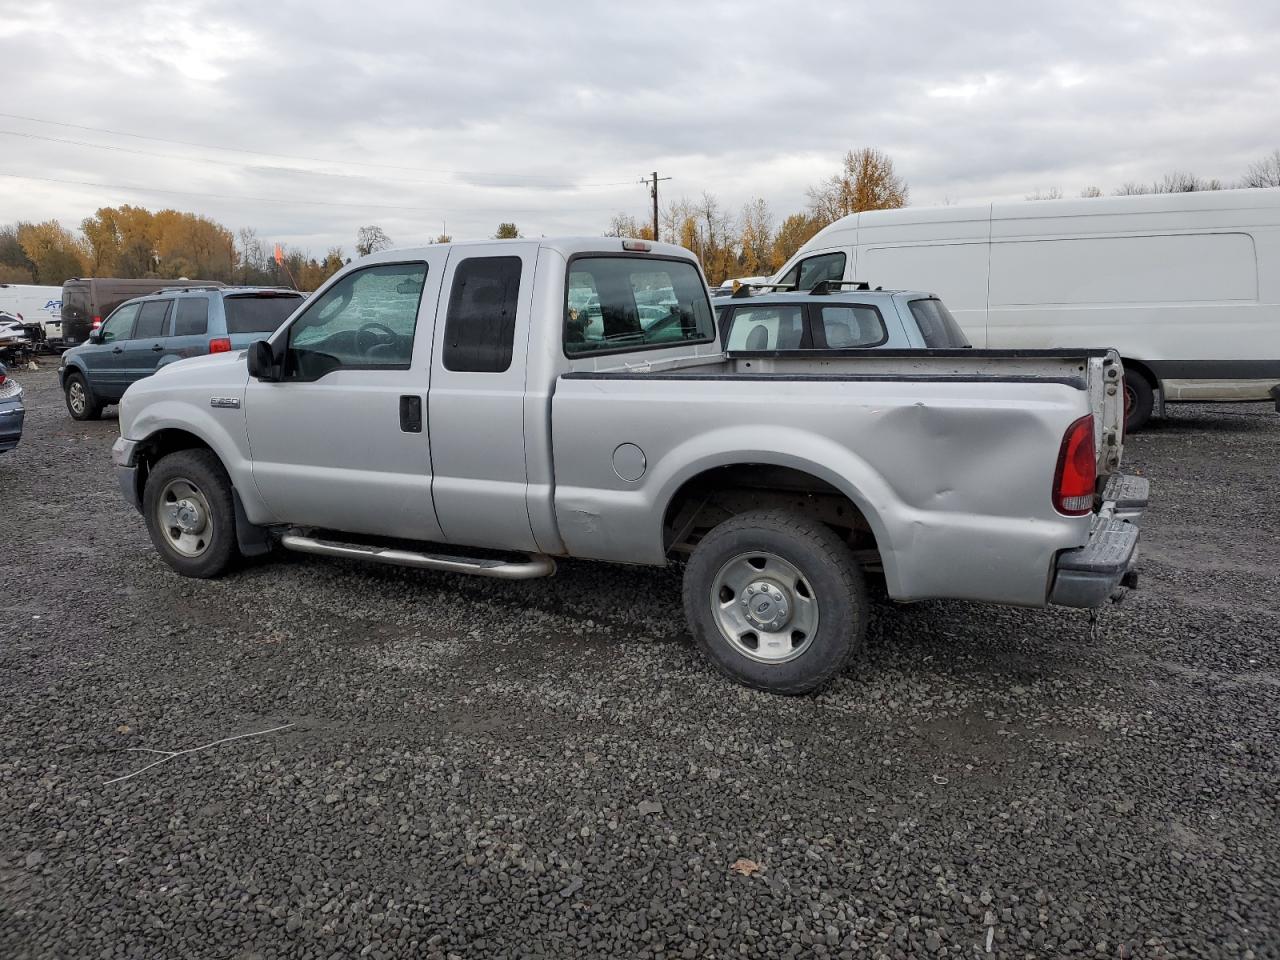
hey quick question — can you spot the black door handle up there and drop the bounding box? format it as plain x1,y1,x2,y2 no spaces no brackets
111,346,123,354
151,344,164,352
399,395,422,433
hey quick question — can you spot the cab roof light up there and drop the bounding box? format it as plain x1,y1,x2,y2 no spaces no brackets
621,239,652,252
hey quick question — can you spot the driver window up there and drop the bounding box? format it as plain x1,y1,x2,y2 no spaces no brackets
286,262,427,380
100,304,139,344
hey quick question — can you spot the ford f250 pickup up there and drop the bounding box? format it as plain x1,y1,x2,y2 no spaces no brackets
112,238,1146,694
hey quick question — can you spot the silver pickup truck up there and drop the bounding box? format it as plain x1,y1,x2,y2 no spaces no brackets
112,238,1146,694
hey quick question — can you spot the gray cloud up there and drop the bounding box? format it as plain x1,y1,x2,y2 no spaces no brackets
1,0,1277,254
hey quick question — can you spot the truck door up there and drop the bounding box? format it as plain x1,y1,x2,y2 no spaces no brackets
244,255,448,541
428,245,538,552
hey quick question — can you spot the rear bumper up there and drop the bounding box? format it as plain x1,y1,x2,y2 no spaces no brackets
1049,474,1148,609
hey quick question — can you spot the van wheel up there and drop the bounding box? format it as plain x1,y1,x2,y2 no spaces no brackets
1124,369,1154,433
142,450,240,578
64,372,103,421
683,509,868,695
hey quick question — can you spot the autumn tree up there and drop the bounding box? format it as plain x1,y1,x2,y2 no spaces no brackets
1025,187,1063,200
17,220,86,284
433,234,453,243
1080,186,1103,198
807,147,908,225
737,197,774,276
1242,150,1280,188
770,212,823,272
493,222,521,239
604,212,655,240
0,225,33,282
356,225,392,257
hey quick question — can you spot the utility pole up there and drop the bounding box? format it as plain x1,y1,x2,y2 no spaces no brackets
646,171,671,242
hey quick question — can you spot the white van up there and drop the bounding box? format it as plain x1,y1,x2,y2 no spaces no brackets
0,283,65,346
771,188,1280,429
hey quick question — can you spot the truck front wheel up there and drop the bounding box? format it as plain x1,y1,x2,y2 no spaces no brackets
683,509,868,694
142,449,240,579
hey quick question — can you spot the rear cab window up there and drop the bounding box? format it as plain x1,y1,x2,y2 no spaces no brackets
909,298,971,348
817,304,887,348
564,256,714,357
725,304,806,351
224,293,304,335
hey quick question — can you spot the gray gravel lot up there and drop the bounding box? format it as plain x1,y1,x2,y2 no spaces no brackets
1,364,1278,959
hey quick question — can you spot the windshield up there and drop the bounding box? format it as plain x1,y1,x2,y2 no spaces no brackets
224,294,304,334
564,257,714,356
909,298,971,348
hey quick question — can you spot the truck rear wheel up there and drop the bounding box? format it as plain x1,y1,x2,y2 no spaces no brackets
682,509,868,694
1124,368,1154,433
142,449,240,579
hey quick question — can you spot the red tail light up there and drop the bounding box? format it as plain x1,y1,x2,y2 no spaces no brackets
209,337,232,354
0,371,6,386
92,316,102,329
1053,415,1096,516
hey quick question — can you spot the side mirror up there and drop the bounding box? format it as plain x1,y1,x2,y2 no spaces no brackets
88,328,103,344
247,340,280,381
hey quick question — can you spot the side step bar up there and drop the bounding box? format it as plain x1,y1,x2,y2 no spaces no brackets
279,532,557,580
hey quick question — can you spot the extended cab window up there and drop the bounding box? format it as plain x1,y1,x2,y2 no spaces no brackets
286,263,426,380
565,256,714,356
99,303,139,344
443,257,522,373
818,305,887,348
778,251,846,292
909,298,971,348
725,305,804,351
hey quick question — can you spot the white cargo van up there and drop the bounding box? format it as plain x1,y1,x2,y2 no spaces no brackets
0,283,65,346
772,188,1280,429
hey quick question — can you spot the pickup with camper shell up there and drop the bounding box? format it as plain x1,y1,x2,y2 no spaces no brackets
111,238,1146,693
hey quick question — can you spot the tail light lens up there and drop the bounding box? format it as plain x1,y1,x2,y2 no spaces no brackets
92,316,102,329
0,371,6,386
209,337,232,354
1053,415,1096,515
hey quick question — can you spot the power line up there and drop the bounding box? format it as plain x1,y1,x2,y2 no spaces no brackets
0,111,641,187
0,171,627,217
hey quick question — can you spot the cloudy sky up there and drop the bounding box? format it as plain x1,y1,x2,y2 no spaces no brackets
2,0,1278,256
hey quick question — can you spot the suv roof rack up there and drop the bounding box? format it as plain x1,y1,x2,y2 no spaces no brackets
808,279,874,295
154,285,225,295
729,282,796,299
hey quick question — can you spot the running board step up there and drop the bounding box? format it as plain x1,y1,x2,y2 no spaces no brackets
279,532,556,580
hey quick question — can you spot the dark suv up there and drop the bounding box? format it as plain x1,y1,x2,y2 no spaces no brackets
59,286,304,420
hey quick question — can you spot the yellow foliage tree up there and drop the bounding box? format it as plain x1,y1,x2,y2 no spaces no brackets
17,220,87,285
807,147,908,225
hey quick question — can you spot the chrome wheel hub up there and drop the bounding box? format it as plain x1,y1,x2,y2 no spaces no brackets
710,552,819,664
742,579,791,632
156,478,214,558
69,382,85,414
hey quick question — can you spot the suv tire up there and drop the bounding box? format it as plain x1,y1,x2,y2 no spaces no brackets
143,449,240,578
683,509,868,694
64,372,103,421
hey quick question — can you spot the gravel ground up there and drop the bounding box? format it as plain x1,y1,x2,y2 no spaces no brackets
1,364,1278,960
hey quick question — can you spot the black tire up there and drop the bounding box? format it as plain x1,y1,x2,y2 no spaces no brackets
1123,368,1154,434
64,371,103,421
682,509,868,695
142,449,240,578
